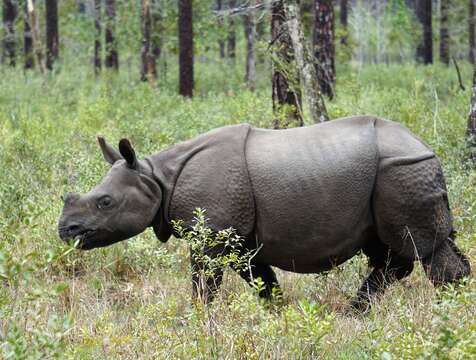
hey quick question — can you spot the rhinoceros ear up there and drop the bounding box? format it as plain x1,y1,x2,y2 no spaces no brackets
98,136,122,165
119,138,137,169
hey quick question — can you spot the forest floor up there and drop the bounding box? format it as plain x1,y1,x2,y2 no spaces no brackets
0,62,475,359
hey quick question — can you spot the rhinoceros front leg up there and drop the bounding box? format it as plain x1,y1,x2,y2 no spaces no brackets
350,251,413,312
233,263,281,300
190,247,224,304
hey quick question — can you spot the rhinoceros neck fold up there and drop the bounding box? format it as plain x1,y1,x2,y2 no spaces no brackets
145,139,209,241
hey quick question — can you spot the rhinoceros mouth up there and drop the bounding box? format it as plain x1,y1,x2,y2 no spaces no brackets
71,229,97,248
59,228,97,247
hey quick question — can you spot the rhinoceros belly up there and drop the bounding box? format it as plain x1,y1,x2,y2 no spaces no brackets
245,117,379,273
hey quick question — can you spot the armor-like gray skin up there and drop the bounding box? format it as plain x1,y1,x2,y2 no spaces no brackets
58,116,471,310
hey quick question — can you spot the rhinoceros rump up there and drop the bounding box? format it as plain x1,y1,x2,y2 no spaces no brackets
58,116,470,310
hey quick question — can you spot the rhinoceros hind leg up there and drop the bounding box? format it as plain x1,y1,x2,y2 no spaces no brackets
421,236,471,286
350,242,413,312
233,263,281,299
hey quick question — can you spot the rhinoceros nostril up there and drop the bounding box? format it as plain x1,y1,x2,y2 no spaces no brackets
69,224,80,232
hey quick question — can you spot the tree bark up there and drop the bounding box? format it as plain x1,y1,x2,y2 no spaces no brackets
77,0,86,13
467,65,476,161
141,0,158,82
271,0,303,129
313,0,335,99
105,0,118,70
140,0,162,82
340,0,348,45
26,0,44,72
2,0,17,67
227,0,236,60
416,0,432,64
45,0,59,70
94,0,101,75
24,0,34,69
243,0,256,91
439,0,449,65
217,0,225,58
179,0,193,97
151,0,163,70
470,0,475,64
285,0,328,123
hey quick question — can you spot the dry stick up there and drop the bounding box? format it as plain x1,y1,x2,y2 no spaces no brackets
452,56,466,92
213,0,279,17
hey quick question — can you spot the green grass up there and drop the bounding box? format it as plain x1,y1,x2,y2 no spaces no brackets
0,60,475,359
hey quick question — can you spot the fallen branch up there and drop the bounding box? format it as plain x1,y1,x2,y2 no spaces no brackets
452,56,466,91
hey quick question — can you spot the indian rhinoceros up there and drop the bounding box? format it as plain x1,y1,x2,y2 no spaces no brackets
58,116,471,310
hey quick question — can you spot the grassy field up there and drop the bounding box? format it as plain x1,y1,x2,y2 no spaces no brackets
0,61,475,359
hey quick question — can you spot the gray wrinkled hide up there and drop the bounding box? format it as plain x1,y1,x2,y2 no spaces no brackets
149,116,451,274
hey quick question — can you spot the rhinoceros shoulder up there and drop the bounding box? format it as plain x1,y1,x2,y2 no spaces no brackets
157,123,255,235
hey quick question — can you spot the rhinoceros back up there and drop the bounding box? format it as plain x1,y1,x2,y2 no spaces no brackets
245,116,381,272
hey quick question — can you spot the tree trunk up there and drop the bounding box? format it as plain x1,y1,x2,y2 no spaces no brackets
94,0,101,75
24,0,34,69
467,64,476,161
140,0,162,83
26,0,44,72
340,0,348,45
77,0,86,13
313,0,335,99
285,0,328,123
179,0,193,97
2,0,17,67
470,0,475,64
227,0,236,60
217,0,225,58
141,0,157,82
416,0,432,64
271,0,303,129
439,0,449,65
243,0,256,91
151,0,163,70
45,0,58,70
105,0,118,70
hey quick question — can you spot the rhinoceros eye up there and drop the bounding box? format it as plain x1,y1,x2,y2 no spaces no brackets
97,195,114,209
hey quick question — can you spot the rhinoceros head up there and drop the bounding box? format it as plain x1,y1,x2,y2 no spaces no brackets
58,137,162,250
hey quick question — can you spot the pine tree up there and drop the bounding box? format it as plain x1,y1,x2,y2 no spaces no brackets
94,0,102,75
313,0,335,98
105,0,118,70
2,0,17,67
45,0,59,70
179,0,193,97
416,0,432,64
439,0,450,65
271,0,303,128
